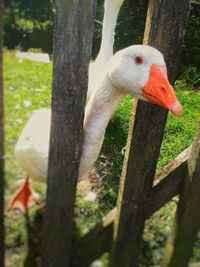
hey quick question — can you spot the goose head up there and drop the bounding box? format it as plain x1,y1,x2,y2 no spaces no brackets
108,45,183,116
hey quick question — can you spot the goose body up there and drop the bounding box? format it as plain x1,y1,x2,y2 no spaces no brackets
15,109,51,183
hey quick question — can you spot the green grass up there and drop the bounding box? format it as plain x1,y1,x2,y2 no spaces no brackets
4,52,52,266
4,51,200,266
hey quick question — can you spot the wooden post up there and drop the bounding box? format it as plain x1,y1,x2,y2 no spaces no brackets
0,0,4,266
109,1,190,267
41,1,97,267
163,123,200,267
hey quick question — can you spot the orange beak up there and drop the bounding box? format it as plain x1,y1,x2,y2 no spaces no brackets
142,64,183,116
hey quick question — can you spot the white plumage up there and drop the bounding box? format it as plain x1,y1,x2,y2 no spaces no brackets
11,0,126,210
15,109,51,183
15,0,125,184
15,45,182,185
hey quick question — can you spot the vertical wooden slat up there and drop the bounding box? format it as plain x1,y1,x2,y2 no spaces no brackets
0,0,4,266
109,1,190,267
41,1,97,267
163,123,200,267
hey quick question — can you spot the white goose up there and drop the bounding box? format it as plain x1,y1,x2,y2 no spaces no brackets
10,45,183,211
10,0,125,210
87,0,124,100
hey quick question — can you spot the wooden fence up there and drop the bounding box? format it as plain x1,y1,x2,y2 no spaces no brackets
1,0,200,267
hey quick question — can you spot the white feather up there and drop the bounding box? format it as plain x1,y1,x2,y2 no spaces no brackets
15,109,51,182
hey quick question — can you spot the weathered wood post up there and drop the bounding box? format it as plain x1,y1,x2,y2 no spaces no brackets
162,123,200,267
109,1,190,267
41,1,97,267
0,0,4,266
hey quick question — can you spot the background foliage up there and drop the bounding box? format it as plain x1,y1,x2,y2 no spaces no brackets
4,0,200,69
4,0,54,52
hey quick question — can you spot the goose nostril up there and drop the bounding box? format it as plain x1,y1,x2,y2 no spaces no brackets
161,86,167,94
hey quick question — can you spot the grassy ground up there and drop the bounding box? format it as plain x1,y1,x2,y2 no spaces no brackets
4,51,200,266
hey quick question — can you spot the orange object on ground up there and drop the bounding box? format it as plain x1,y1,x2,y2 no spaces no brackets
9,177,39,212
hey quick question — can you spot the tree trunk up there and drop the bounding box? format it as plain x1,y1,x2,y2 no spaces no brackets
0,0,4,266
109,1,190,267
41,1,97,267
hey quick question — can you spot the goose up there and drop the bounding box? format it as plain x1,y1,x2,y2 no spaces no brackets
10,45,183,211
10,0,125,210
87,0,125,101
10,0,124,209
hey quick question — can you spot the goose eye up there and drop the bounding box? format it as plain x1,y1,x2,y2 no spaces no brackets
135,56,143,65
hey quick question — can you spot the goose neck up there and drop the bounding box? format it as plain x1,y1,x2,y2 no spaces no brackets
95,0,123,65
79,77,126,179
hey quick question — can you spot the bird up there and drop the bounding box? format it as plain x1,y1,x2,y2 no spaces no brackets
87,0,125,101
14,0,125,184
10,0,126,211
10,45,183,211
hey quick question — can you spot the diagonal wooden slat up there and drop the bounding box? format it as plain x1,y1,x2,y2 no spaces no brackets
72,209,116,267
149,146,191,216
72,147,191,266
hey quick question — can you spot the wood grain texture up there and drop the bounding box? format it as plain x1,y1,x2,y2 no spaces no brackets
72,147,190,266
109,0,191,266
0,0,4,266
41,1,97,267
164,124,200,267
149,146,191,216
71,208,116,267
